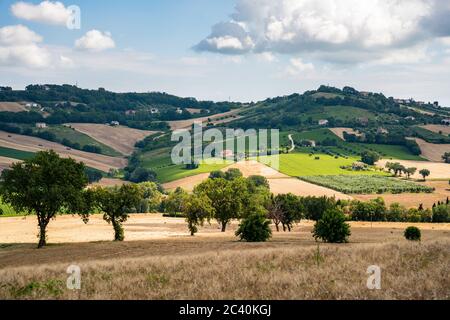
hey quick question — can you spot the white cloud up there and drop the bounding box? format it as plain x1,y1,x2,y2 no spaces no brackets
286,58,314,75
0,25,50,68
75,30,115,52
256,52,277,62
196,0,450,65
11,1,72,26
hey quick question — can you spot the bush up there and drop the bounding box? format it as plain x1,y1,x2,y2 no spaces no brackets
313,209,351,243
361,150,381,165
432,205,450,223
404,226,421,241
235,214,272,242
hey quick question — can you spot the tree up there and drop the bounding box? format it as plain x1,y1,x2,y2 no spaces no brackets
404,226,421,241
301,196,337,221
92,184,143,241
267,195,284,232
194,177,248,232
404,167,417,180
247,175,270,190
163,187,189,216
275,193,303,232
184,194,215,236
419,169,431,181
312,209,351,243
0,151,91,248
85,167,103,184
361,151,381,166
442,152,450,164
136,182,163,213
235,213,272,242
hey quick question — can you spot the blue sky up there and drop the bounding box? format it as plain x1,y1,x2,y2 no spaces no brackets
1,0,450,106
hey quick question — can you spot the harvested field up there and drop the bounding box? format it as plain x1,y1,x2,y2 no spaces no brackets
0,131,127,172
90,178,128,188
66,124,157,156
0,214,448,300
330,127,363,140
354,180,450,209
168,109,242,130
377,159,450,179
421,125,450,136
413,138,450,162
0,102,26,112
186,108,202,114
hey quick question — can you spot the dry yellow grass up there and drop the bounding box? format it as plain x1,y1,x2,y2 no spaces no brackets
330,128,363,140
0,131,127,172
66,124,157,156
0,102,27,112
355,180,450,209
421,125,450,136
377,159,450,179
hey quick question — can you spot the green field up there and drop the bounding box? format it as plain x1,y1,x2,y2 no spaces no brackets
0,147,35,160
140,148,230,183
0,199,23,217
42,126,122,156
283,129,425,161
261,153,386,177
300,105,376,122
299,175,434,195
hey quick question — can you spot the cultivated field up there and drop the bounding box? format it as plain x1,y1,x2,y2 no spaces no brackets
377,159,450,180
355,180,450,209
168,109,243,130
420,125,450,136
0,131,127,172
0,102,27,112
0,156,17,172
330,128,363,140
413,138,450,162
66,124,157,156
0,214,448,300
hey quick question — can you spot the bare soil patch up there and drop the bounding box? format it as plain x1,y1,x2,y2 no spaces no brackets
0,131,127,172
0,102,27,112
421,125,450,136
413,138,450,162
66,124,157,156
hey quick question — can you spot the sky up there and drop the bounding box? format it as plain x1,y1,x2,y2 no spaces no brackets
1,0,450,106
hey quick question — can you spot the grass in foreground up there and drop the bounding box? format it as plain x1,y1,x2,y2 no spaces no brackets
0,240,447,300
299,175,435,195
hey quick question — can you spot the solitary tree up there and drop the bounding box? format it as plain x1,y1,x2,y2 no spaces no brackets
419,169,431,181
0,151,91,248
92,184,143,241
361,151,381,166
442,152,450,164
405,167,417,180
275,193,303,232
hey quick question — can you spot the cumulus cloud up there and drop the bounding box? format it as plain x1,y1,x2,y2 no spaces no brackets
196,0,450,65
0,25,50,68
11,1,72,26
286,58,314,75
75,30,115,52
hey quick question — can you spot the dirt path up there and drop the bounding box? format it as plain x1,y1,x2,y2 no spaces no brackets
288,134,295,152
66,123,157,156
0,131,127,172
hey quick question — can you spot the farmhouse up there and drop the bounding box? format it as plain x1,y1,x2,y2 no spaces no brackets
150,108,159,114
35,122,47,129
176,108,183,114
405,116,416,121
377,127,389,135
318,119,329,126
110,121,120,126
219,149,234,158
442,119,450,126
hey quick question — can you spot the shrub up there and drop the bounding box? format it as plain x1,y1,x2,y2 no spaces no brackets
432,205,450,223
361,150,381,165
404,226,421,241
313,209,351,243
236,214,272,242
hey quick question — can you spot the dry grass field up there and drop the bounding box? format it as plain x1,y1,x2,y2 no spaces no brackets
66,124,157,156
355,180,450,209
168,109,243,130
0,131,127,172
0,214,448,300
377,159,450,180
420,125,450,136
0,156,17,172
413,138,450,162
0,102,27,112
330,128,363,140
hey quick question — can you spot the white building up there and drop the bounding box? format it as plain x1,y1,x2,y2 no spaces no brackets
318,119,329,126
110,121,120,126
150,108,159,114
176,108,183,114
35,123,47,129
